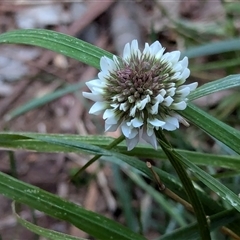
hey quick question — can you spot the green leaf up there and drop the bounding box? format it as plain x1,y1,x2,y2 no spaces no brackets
1,132,240,170
12,202,86,240
1,132,240,235
191,58,240,72
5,82,85,121
9,133,223,214
182,38,240,58
189,74,240,101
171,150,240,212
180,104,240,155
159,209,238,240
155,130,211,240
0,29,113,69
126,170,187,227
0,172,146,240
112,165,139,231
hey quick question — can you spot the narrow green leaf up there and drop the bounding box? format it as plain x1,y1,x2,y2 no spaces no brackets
5,82,85,121
126,170,187,227
1,132,240,235
189,74,240,101
0,132,222,215
175,151,240,212
0,29,113,69
191,58,240,72
159,209,238,240
101,151,240,237
182,38,240,58
0,172,146,240
180,104,240,155
12,202,86,240
155,130,211,240
1,132,240,169
113,165,139,231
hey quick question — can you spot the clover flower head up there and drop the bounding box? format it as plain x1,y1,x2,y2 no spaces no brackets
83,40,198,150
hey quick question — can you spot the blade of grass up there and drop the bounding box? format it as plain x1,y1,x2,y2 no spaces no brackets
175,150,240,213
1,133,240,169
155,130,211,240
126,170,187,227
1,132,240,236
158,209,238,240
189,74,240,101
0,29,112,69
180,103,240,155
112,165,139,232
12,202,86,240
5,82,85,121
182,38,240,58
0,172,146,240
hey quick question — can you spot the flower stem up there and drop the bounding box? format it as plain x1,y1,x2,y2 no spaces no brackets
70,135,125,182
146,161,193,212
155,129,211,240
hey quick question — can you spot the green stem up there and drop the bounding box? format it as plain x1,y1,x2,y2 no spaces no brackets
9,151,18,178
71,135,125,181
155,130,211,240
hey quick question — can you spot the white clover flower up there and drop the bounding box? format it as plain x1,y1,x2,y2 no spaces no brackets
83,40,198,150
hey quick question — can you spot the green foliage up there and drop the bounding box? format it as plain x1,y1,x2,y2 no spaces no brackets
0,28,240,240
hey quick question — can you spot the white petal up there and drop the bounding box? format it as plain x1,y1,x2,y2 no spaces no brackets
113,55,119,64
155,48,165,59
179,68,190,81
142,130,157,149
147,126,154,136
165,116,179,128
86,79,104,92
186,82,198,91
82,92,103,102
98,71,109,81
176,87,190,98
172,101,187,110
105,122,119,132
170,51,181,64
89,102,106,115
126,134,139,151
121,123,138,139
123,42,131,59
172,62,182,72
110,103,119,109
162,122,178,131
130,39,139,56
155,93,164,103
150,102,159,114
105,116,119,125
119,102,129,111
148,118,165,127
85,80,105,95
130,105,137,117
162,51,180,64
102,56,114,71
159,89,166,97
132,118,143,128
150,41,163,55
163,96,174,107
173,71,181,79
136,96,150,110
162,116,179,130
174,114,189,127
100,56,111,72
167,87,176,97
143,43,151,56
179,56,188,69
104,109,117,120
